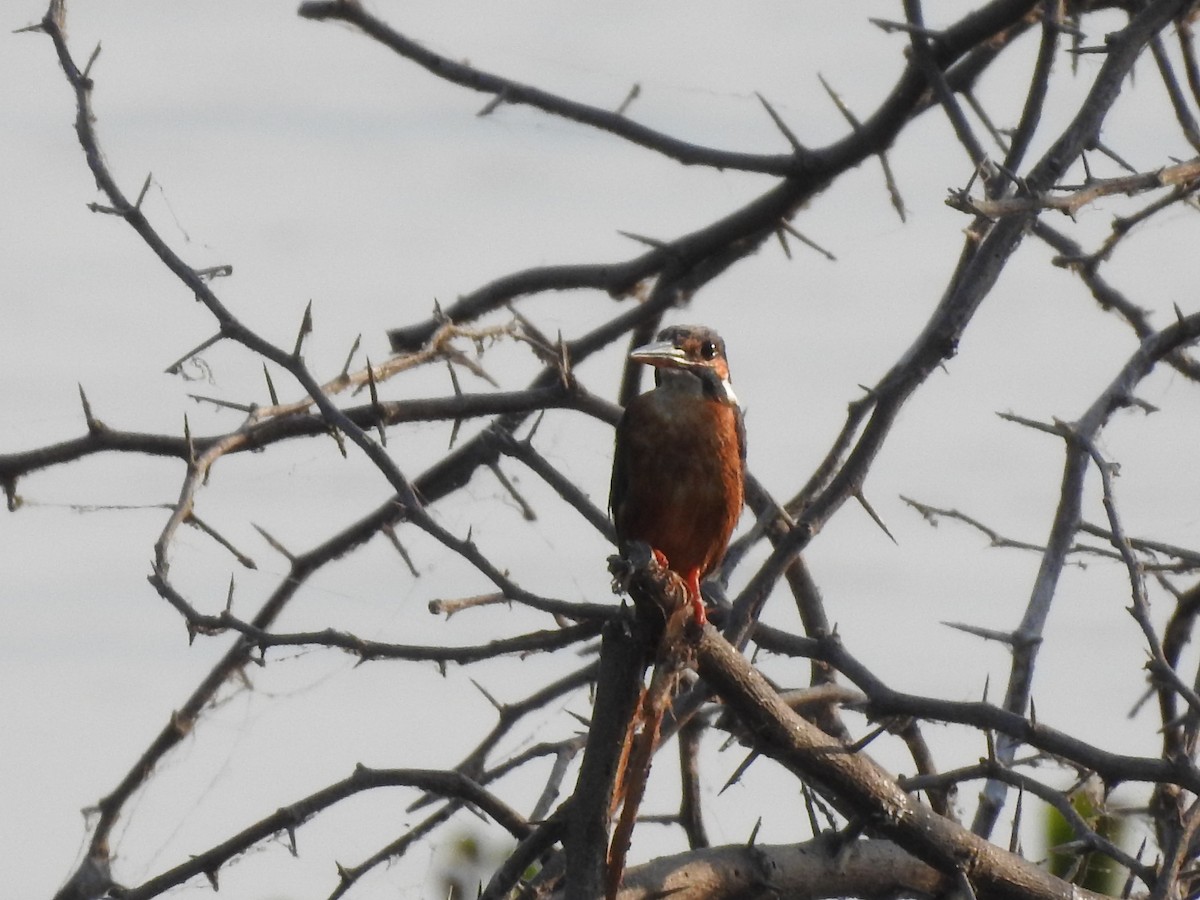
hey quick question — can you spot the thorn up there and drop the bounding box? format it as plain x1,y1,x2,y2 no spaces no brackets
868,18,942,38
447,360,464,450
253,524,296,563
801,782,821,835
508,304,552,353
477,91,506,117
556,331,573,389
1029,696,1037,727
183,415,195,467
775,227,792,260
780,221,837,261
746,817,762,847
134,171,152,210
1009,785,1024,855
187,514,257,569
942,620,1017,644
163,332,223,376
566,710,592,730
286,825,298,857
526,410,546,444
488,461,536,521
834,52,905,222
446,361,464,398
719,750,758,794
616,230,668,249
187,393,255,413
818,73,860,128
469,677,503,712
204,868,219,891
853,489,896,544
225,575,236,613
614,82,640,116
341,334,362,379
263,365,279,406
365,357,386,447
982,674,990,704
13,20,47,34
328,425,348,458
1121,839,1146,899
2,477,21,513
381,524,419,577
78,384,100,432
985,728,996,761
755,92,804,152
846,722,888,753
292,300,313,360
82,42,102,80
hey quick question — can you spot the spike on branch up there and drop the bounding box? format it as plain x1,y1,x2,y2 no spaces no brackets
719,750,759,795
446,360,464,449
381,523,419,577
328,425,348,458
853,488,897,544
614,82,640,116
780,221,837,261
263,364,279,406
78,384,100,432
82,41,102,80
134,171,152,210
756,92,805,152
364,356,386,446
488,460,535,521
1009,785,1024,855
775,226,793,259
164,332,223,376
252,524,296,563
746,817,763,846
183,414,195,468
470,677,503,712
615,229,668,250
292,300,313,360
340,333,362,379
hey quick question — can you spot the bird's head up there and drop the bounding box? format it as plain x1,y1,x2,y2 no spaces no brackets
629,325,738,406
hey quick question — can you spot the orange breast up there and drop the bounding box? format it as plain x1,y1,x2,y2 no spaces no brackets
612,391,744,580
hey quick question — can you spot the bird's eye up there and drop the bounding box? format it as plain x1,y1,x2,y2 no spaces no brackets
700,341,718,360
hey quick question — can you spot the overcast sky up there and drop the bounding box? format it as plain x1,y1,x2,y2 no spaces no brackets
4,3,1200,897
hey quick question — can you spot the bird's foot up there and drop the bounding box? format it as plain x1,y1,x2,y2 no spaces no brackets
685,569,708,626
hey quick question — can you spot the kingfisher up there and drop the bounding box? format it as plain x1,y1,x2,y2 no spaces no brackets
609,325,746,625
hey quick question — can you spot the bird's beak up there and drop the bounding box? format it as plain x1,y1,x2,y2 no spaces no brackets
629,340,690,369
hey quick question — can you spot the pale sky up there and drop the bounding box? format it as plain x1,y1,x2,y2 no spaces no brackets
3,3,1199,897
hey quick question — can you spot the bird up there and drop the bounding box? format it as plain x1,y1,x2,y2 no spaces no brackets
609,324,745,625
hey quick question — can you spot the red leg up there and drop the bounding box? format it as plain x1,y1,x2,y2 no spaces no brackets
684,568,707,625
650,548,670,569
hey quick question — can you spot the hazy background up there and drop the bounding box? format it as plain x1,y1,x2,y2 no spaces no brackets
3,2,1199,897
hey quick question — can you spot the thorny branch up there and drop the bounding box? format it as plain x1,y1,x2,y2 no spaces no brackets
8,1,1200,899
